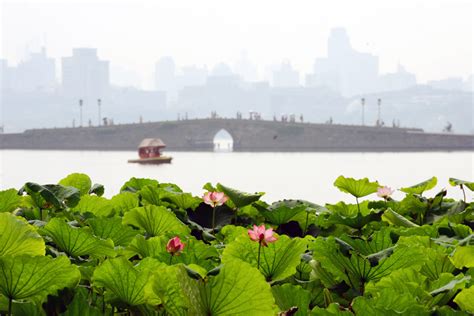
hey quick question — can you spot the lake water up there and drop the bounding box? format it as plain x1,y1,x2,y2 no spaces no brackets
1,150,472,204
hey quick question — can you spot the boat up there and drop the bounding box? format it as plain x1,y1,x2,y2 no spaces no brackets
128,138,172,164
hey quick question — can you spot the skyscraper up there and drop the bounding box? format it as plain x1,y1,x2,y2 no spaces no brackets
10,47,56,93
61,48,109,99
307,28,379,96
272,61,300,87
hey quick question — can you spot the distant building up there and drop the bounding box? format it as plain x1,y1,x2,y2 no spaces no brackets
61,48,109,99
155,57,176,100
176,65,208,88
378,64,417,92
463,75,473,91
272,61,300,87
234,51,258,82
428,77,464,91
3,48,56,93
306,28,379,97
0,59,13,91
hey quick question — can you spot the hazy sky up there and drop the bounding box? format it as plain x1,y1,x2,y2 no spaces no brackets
1,0,472,88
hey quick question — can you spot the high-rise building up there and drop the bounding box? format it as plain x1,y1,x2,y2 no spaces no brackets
0,59,13,91
61,48,109,99
378,64,417,92
428,77,464,91
8,48,56,93
234,51,258,82
306,28,379,96
272,61,300,87
155,57,176,91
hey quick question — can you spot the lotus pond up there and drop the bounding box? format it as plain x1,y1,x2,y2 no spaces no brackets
0,174,473,315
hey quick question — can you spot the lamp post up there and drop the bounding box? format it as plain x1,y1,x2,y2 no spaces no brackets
361,97,365,126
79,99,83,127
97,98,102,126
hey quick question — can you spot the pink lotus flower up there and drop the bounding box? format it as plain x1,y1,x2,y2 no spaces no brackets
377,186,394,200
166,236,184,255
203,191,228,207
248,224,278,247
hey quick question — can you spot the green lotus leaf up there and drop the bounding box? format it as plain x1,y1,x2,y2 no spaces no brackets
178,260,275,315
429,273,471,297
449,178,474,191
58,173,92,196
310,303,353,315
0,212,45,257
0,255,80,305
219,225,249,243
121,177,159,193
382,208,419,227
255,200,307,225
222,232,307,282
311,237,426,290
450,246,474,269
126,235,219,270
0,297,44,316
453,286,474,313
216,183,264,208
322,201,380,229
87,217,138,247
42,218,115,257
0,189,22,213
161,190,201,210
72,195,115,217
20,182,81,210
400,177,437,195
338,227,393,256
333,176,379,198
138,185,164,206
397,193,428,216
92,257,162,306
62,287,102,316
352,291,429,315
148,263,188,315
272,283,310,316
89,183,105,196
123,205,189,237
419,247,455,280
110,192,139,214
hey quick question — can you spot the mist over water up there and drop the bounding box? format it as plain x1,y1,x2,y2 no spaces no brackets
1,150,472,203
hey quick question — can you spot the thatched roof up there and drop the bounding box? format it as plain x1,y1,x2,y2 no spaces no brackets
138,138,166,148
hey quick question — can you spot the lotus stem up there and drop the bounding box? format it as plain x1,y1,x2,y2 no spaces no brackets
303,212,309,236
211,206,216,233
169,254,173,265
461,184,466,203
355,197,361,213
257,242,262,270
8,297,12,316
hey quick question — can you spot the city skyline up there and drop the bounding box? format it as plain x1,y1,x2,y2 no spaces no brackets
2,0,472,89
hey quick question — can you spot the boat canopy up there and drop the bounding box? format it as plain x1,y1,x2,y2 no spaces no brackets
138,138,166,148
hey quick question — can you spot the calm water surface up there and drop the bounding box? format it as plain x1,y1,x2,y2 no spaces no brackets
1,150,472,204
